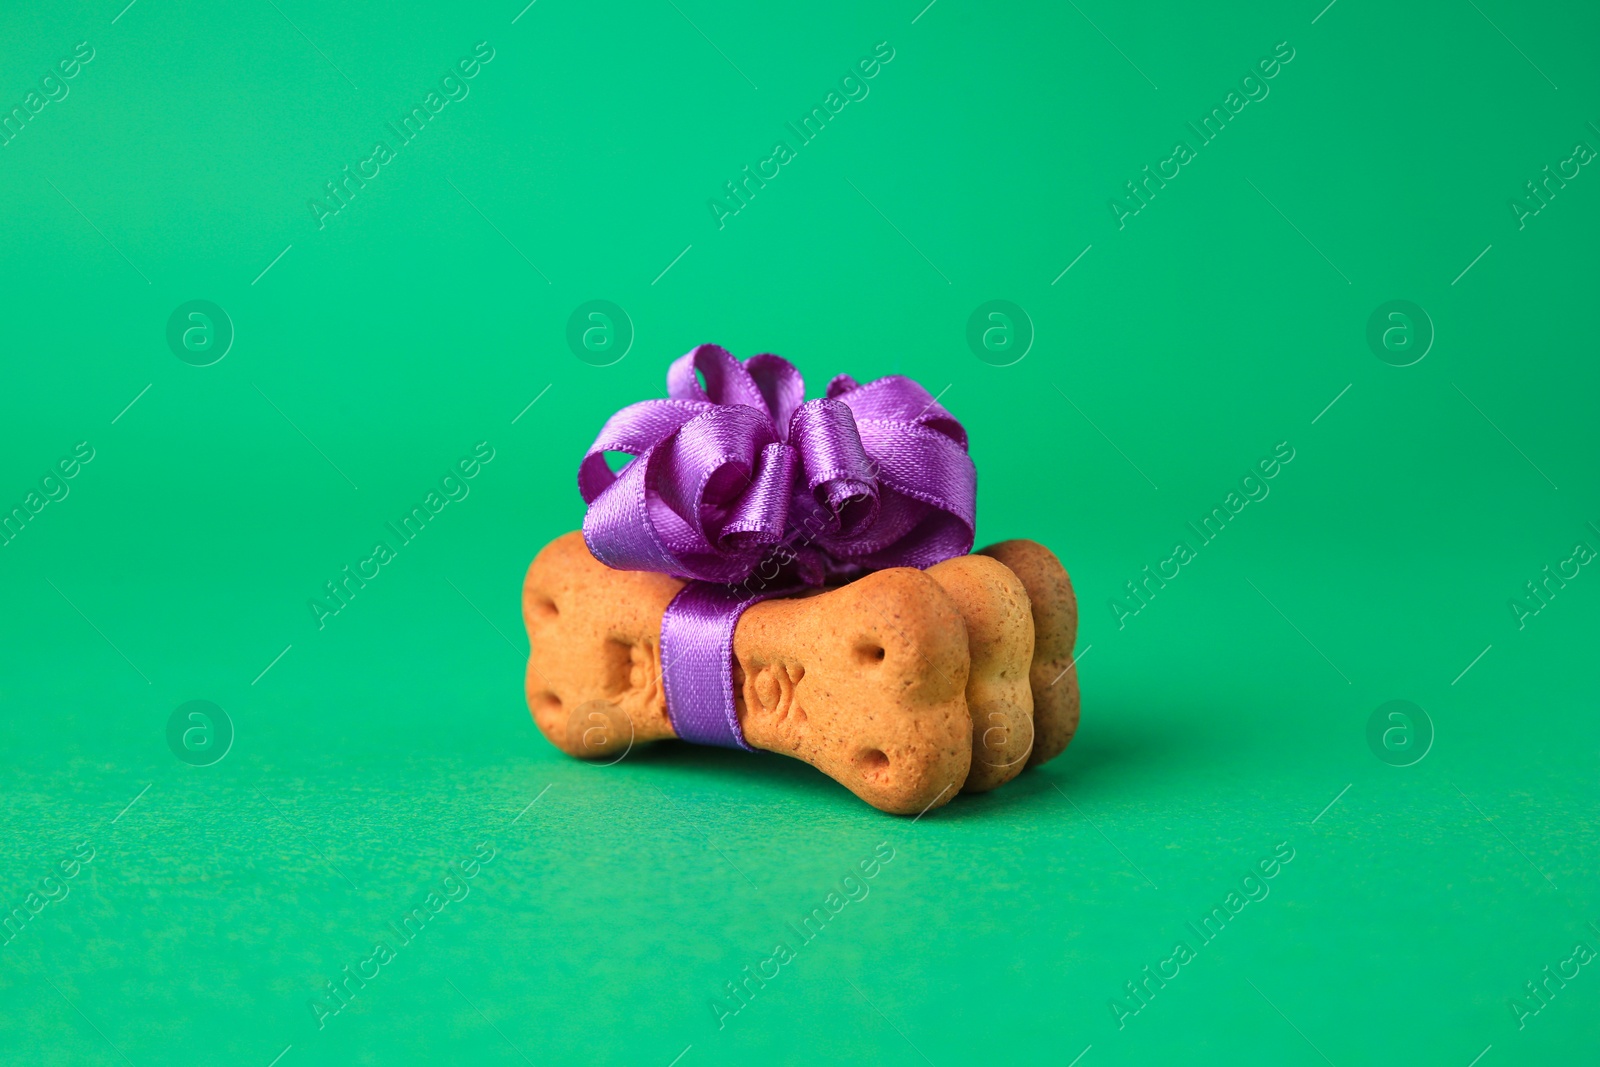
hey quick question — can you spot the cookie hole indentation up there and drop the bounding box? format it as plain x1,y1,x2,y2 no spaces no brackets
857,748,890,779
529,595,559,621
600,637,633,696
855,641,887,666
532,691,563,720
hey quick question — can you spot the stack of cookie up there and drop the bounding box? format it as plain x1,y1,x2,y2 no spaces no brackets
522,533,1079,815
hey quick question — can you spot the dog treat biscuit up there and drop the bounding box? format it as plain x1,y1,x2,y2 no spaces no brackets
733,570,972,814
523,532,681,753
978,540,1080,769
925,554,1036,793
523,532,973,814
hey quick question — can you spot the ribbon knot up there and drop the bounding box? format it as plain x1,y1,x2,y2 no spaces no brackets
576,344,976,749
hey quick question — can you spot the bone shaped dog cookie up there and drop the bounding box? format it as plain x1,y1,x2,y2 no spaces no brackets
925,544,1080,783
924,554,1035,793
522,532,1078,813
523,532,974,813
979,540,1080,768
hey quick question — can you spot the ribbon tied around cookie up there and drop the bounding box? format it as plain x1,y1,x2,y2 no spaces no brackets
576,344,977,750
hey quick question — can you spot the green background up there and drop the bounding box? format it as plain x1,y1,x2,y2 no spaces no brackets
2,0,1597,1063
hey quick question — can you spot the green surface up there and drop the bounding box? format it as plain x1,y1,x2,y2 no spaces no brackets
2,0,1597,1063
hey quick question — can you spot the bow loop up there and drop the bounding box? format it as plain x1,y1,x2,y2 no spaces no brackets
666,344,770,411
746,353,806,433
788,397,878,539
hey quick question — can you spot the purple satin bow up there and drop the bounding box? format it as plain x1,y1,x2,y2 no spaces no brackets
577,344,976,749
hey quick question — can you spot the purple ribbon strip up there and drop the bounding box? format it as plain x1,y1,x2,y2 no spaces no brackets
578,344,975,749
659,583,792,752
